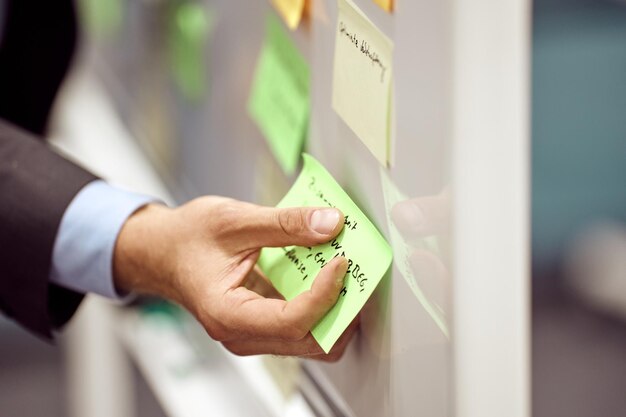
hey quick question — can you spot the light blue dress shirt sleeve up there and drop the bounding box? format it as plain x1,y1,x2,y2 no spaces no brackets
50,180,158,299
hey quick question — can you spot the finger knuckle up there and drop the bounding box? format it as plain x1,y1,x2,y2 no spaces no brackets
222,342,249,357
205,199,243,235
277,209,307,237
201,313,231,342
196,310,228,342
206,324,229,342
284,322,308,342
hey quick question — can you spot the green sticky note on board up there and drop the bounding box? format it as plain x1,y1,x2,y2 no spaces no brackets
258,154,393,353
248,16,310,175
79,0,123,38
169,2,215,101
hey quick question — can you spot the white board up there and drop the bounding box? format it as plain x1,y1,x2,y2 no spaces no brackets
89,0,530,415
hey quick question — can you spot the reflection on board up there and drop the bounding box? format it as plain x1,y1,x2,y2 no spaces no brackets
380,168,450,337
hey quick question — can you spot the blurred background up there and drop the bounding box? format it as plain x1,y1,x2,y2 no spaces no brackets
1,0,625,416
532,0,626,415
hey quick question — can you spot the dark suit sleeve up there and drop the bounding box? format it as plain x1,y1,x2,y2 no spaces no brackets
0,120,97,338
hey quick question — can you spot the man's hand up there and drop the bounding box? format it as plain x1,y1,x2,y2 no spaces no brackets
113,196,355,361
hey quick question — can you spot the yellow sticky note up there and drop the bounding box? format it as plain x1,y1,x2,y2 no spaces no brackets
258,154,393,353
332,0,393,166
271,0,307,30
373,0,394,12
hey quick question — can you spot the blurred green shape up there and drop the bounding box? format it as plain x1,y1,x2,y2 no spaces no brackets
169,1,215,102
248,15,310,176
78,0,124,39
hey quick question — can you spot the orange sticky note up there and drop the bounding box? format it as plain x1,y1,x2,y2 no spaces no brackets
373,0,393,12
271,0,308,30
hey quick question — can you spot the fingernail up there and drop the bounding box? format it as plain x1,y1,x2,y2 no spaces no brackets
310,209,340,235
336,257,348,284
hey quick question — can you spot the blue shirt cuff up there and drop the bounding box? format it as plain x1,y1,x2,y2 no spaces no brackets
50,180,158,300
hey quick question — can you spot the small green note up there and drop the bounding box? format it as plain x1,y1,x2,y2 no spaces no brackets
78,0,123,39
169,2,215,102
258,154,393,353
248,15,310,176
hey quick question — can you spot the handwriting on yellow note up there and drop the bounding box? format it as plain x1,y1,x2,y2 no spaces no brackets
271,0,309,30
332,0,394,166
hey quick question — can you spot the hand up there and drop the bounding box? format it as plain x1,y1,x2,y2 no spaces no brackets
113,196,356,361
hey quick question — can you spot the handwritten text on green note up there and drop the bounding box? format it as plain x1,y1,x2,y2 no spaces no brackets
248,15,310,175
258,154,393,353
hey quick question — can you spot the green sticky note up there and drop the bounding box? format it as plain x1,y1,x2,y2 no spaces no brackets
248,15,310,176
258,154,393,353
169,2,215,101
78,0,123,38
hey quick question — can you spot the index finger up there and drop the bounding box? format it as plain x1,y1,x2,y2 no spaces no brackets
225,256,348,341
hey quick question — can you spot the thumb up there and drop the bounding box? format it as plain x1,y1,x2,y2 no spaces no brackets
239,205,345,249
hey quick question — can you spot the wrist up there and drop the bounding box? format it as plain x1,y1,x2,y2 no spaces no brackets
113,203,179,301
